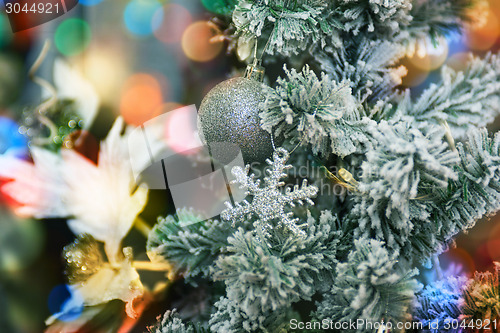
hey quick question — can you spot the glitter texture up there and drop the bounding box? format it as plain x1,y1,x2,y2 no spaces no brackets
221,147,318,239
63,234,104,284
199,77,275,163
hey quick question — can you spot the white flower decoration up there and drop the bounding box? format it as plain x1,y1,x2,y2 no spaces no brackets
0,147,67,218
46,247,145,326
61,117,148,263
47,59,99,129
0,117,148,263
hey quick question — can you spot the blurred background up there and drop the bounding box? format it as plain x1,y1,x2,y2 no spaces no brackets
0,0,499,332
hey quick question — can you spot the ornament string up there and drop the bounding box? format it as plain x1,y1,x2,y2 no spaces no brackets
28,40,59,146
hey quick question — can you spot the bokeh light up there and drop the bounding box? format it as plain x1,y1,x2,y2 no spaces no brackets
81,48,128,104
120,73,165,126
79,0,104,5
0,211,44,272
400,59,429,88
123,0,163,37
409,36,449,71
153,4,192,44
0,14,12,47
464,9,500,51
0,117,27,157
440,247,476,276
201,0,236,15
156,102,183,114
181,21,223,62
445,52,471,71
163,104,203,154
487,222,500,261
55,19,92,56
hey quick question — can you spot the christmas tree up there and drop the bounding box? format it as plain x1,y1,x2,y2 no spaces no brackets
0,0,500,332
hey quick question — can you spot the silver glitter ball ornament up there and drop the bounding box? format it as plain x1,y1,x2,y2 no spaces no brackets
199,76,277,163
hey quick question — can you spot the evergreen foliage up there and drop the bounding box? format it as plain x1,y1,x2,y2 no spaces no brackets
461,262,500,323
212,211,341,325
405,53,500,139
150,0,500,331
347,121,459,261
316,37,407,103
333,0,412,36
232,0,339,56
345,128,500,263
404,0,476,41
425,129,500,255
208,296,292,333
315,239,420,331
414,276,468,332
147,209,232,279
260,65,373,157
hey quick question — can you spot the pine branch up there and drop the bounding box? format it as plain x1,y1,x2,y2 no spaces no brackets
315,239,420,330
260,65,376,157
347,121,459,262
332,0,412,37
424,129,500,254
232,0,339,56
316,37,407,104
212,212,341,329
407,53,500,140
414,276,468,332
146,209,232,279
209,296,294,333
348,128,500,263
461,262,500,323
403,0,476,42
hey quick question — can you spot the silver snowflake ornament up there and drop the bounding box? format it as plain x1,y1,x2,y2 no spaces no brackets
221,148,318,239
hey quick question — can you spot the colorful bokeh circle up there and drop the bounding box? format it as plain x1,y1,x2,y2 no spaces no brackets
123,0,163,37
201,0,237,16
181,21,223,62
78,0,103,6
153,4,192,44
55,19,92,56
0,117,27,156
120,73,165,126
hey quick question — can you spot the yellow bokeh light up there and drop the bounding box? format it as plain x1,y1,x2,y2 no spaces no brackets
445,52,472,71
464,9,500,51
82,47,128,105
400,58,429,88
408,36,449,71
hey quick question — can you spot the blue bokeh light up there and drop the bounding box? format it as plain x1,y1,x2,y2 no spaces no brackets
123,0,164,37
78,0,104,6
0,117,27,157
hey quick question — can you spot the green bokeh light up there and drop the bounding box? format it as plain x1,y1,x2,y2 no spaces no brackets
0,14,13,47
201,0,236,16
55,19,92,56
